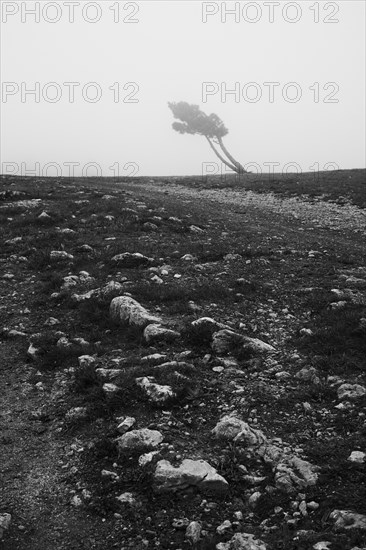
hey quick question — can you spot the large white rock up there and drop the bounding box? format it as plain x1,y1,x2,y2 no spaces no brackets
154,459,228,495
110,296,161,328
117,428,163,453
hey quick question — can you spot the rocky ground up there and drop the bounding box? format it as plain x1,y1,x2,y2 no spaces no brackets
0,171,365,550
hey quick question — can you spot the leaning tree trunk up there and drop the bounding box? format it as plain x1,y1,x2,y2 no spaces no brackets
205,137,237,173
217,136,246,174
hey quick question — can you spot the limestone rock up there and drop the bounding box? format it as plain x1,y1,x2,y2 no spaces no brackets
50,250,74,262
186,521,202,544
110,296,161,328
117,428,163,453
216,520,232,535
295,366,320,384
143,323,180,344
96,368,122,381
216,532,267,550
116,492,140,507
97,281,124,301
116,416,136,434
138,450,160,467
154,459,228,495
78,355,95,367
274,456,318,494
211,330,244,354
212,415,267,450
212,330,274,355
111,252,152,268
71,290,96,303
27,343,40,360
0,513,11,539
337,384,366,401
65,407,88,421
191,317,231,338
140,353,168,366
212,415,249,441
61,275,79,289
136,376,175,403
348,451,366,463
103,383,120,395
330,509,366,531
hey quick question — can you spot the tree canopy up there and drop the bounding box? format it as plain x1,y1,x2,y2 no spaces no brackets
168,101,245,174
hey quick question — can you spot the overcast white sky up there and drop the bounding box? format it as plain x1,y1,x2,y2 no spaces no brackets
1,1,365,177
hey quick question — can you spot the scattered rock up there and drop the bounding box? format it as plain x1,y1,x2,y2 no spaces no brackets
136,376,175,403
110,296,161,328
143,222,158,231
96,369,122,381
154,459,228,495
138,450,160,467
0,513,11,540
212,330,274,355
117,429,164,453
212,415,249,441
50,250,74,262
141,353,168,366
143,324,180,344
97,281,124,301
116,492,140,507
274,456,319,494
337,384,366,401
116,416,136,434
103,383,120,396
216,532,267,550
44,317,60,327
189,225,204,233
78,355,95,367
65,407,88,421
212,415,267,450
295,366,320,384
248,491,262,509
216,520,232,535
348,451,366,463
27,343,40,360
330,510,366,531
185,521,202,544
111,252,153,268
38,211,51,219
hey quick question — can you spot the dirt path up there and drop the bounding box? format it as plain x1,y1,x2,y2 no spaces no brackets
97,180,366,254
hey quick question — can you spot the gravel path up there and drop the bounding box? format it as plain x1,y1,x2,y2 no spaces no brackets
131,182,366,235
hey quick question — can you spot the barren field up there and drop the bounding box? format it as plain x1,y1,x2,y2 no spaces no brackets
0,170,366,550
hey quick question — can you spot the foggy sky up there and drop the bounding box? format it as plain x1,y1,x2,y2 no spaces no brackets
1,1,365,177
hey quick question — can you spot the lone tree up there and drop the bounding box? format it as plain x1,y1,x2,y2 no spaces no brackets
168,101,246,174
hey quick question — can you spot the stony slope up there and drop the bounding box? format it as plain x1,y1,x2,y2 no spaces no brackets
0,172,365,550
